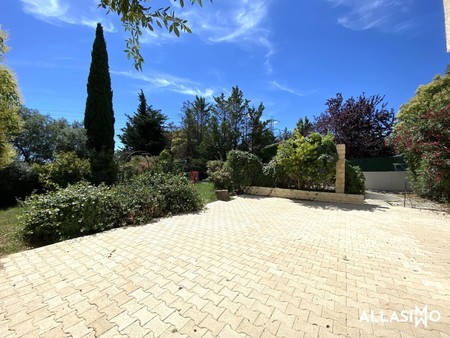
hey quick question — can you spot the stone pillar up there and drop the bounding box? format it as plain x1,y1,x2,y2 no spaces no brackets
444,0,450,52
335,144,346,194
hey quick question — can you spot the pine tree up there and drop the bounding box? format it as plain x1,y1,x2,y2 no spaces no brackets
295,116,312,137
119,90,167,155
84,23,117,184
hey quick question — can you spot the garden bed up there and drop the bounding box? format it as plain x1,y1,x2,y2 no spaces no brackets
244,186,364,205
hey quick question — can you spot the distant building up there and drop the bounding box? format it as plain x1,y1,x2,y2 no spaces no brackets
444,0,450,51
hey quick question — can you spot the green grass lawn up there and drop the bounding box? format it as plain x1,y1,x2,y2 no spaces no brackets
0,206,30,257
195,182,217,204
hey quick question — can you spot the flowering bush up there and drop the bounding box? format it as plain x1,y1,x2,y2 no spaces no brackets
393,105,450,201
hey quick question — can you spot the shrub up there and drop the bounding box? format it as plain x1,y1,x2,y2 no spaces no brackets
21,172,205,244
206,160,232,190
261,159,285,188
90,148,118,185
227,150,263,192
408,153,450,202
114,175,163,224
273,132,337,190
115,173,204,224
0,159,41,207
21,182,125,243
120,155,156,180
148,173,204,214
345,162,365,194
393,66,450,201
154,149,180,174
33,152,91,190
394,105,450,201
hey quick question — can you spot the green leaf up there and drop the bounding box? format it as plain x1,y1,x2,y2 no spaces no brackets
173,25,180,37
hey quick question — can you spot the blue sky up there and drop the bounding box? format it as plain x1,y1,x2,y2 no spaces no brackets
1,0,449,147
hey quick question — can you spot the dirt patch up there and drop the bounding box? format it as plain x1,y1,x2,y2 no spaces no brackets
367,190,449,214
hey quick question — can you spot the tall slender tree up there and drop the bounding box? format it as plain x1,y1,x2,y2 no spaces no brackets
84,23,117,184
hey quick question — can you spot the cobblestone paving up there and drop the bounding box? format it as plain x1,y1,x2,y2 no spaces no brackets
0,196,449,337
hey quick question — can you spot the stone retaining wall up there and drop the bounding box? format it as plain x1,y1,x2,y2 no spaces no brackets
244,186,365,205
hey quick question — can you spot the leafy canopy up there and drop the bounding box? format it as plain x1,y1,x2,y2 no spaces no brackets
397,66,450,123
170,86,275,168
274,132,337,190
394,66,450,201
98,0,207,70
0,26,22,167
14,107,89,164
33,151,91,190
314,93,394,159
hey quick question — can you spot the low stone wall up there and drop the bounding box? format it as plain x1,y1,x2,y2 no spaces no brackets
244,186,365,205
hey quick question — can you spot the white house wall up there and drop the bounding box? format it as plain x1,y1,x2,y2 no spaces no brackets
363,171,411,192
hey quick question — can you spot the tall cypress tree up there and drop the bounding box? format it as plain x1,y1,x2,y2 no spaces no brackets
84,23,117,184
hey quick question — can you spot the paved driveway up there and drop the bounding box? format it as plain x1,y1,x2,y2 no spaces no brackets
0,196,449,337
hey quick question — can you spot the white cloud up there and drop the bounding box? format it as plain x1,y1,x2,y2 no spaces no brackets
20,0,116,32
21,0,71,23
205,0,269,43
112,70,215,98
185,0,276,73
327,0,414,32
269,81,317,97
80,17,116,33
174,86,214,97
137,0,276,68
